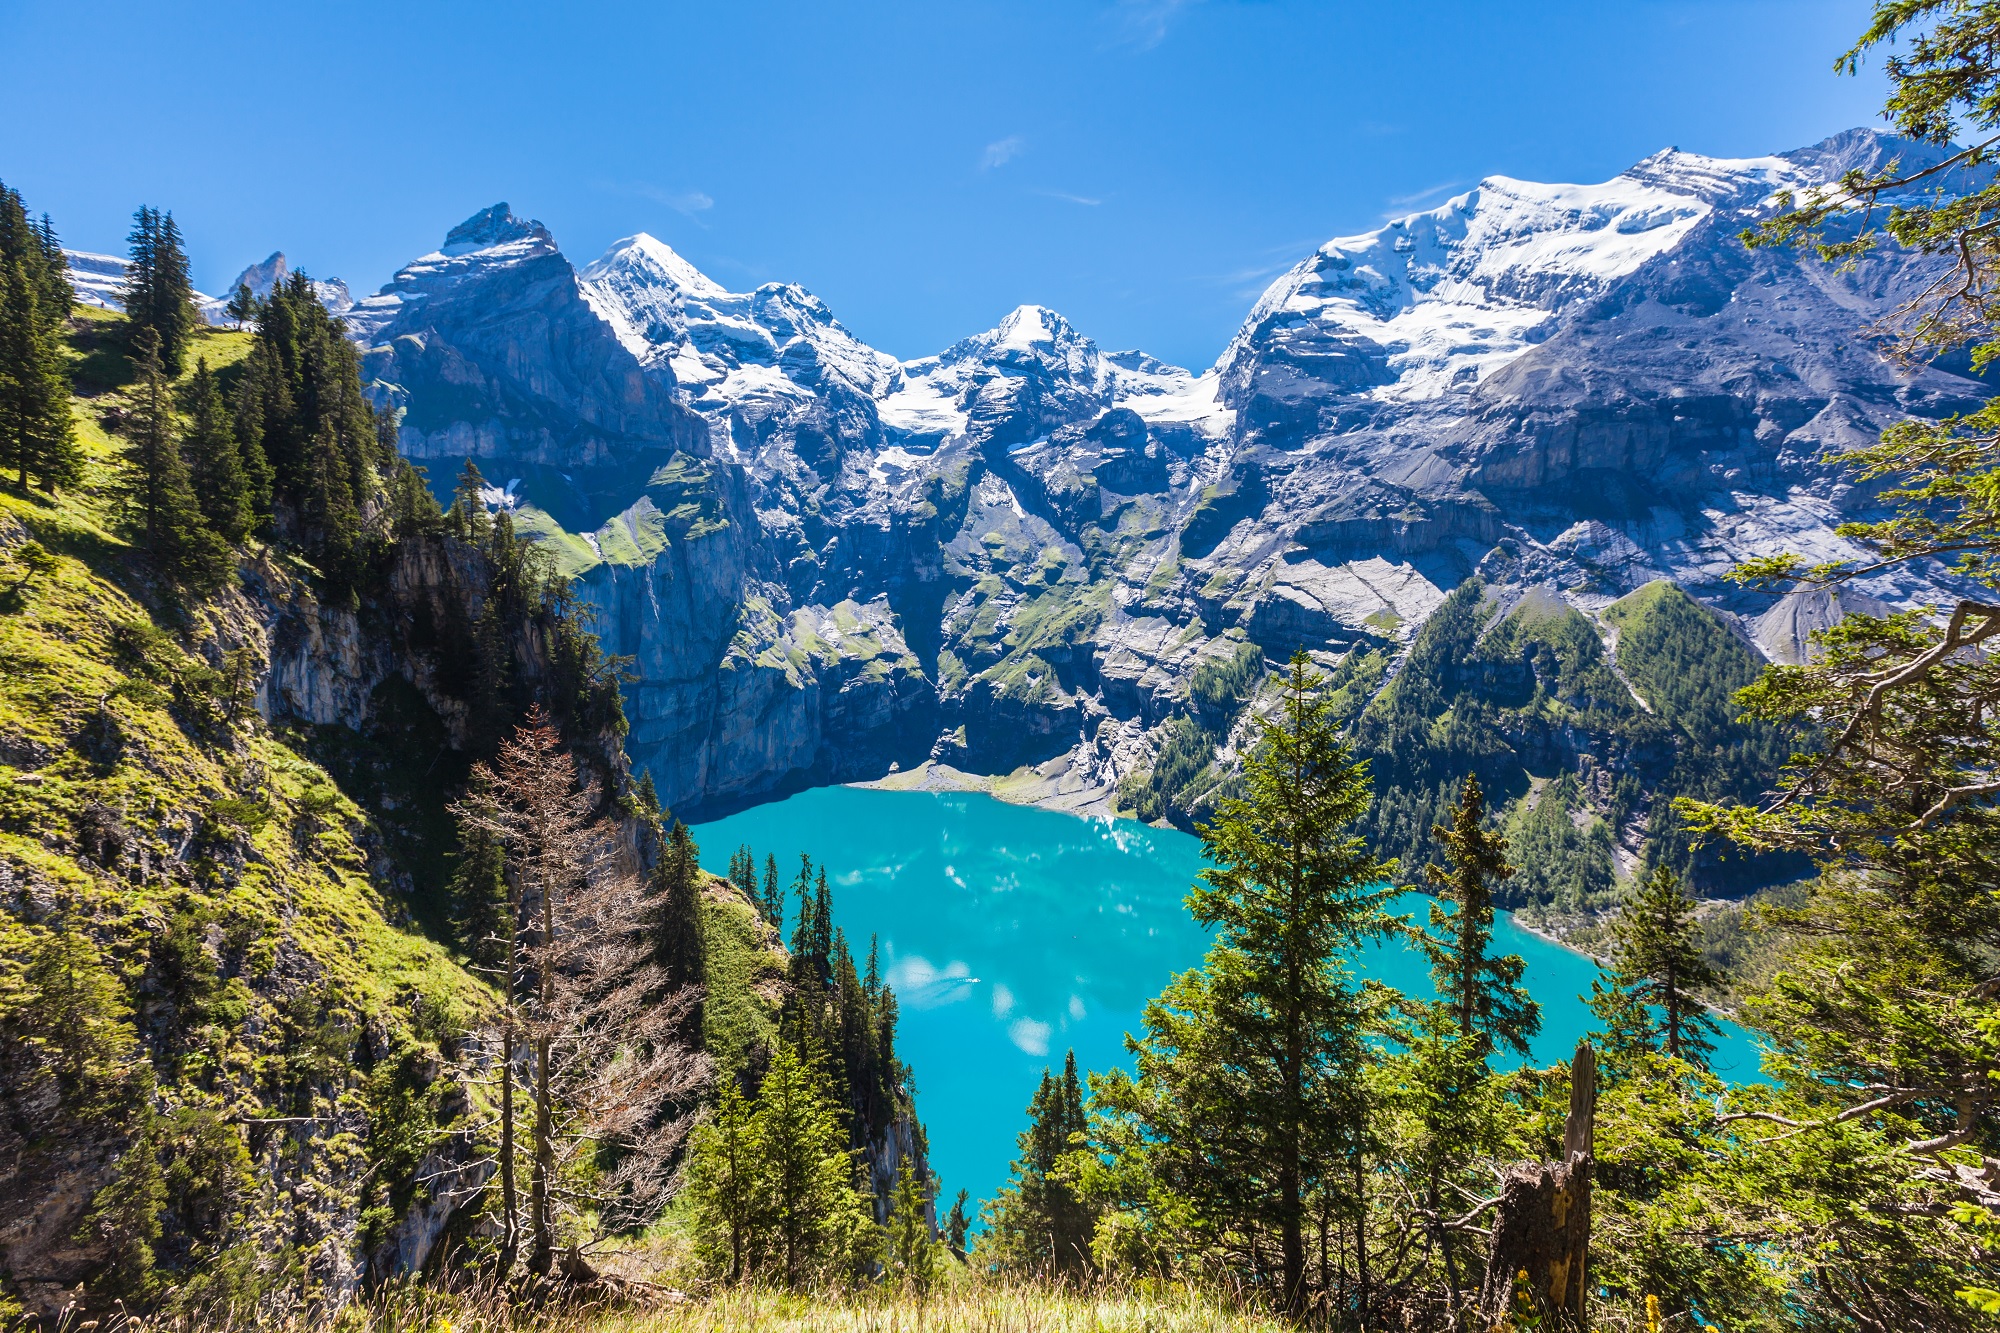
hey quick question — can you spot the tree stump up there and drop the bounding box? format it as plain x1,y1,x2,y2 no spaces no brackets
1480,1042,1596,1330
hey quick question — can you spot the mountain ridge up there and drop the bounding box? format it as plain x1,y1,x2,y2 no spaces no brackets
336,128,1984,883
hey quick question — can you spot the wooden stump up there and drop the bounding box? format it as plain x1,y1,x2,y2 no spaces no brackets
1480,1042,1596,1330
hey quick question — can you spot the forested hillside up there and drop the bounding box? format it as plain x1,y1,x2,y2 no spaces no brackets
0,191,925,1324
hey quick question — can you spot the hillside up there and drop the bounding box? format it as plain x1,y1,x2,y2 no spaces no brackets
0,310,802,1323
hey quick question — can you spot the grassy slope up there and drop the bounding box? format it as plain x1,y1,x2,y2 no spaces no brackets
2,311,485,1028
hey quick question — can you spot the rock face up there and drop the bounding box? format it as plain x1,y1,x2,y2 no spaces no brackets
349,131,1986,821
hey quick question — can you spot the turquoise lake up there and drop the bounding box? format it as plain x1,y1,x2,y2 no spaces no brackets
690,784,1763,1212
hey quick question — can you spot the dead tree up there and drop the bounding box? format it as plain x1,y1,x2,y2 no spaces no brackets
1480,1042,1596,1331
460,707,710,1279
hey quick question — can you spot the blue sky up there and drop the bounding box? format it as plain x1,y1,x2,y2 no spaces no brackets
3,0,1886,369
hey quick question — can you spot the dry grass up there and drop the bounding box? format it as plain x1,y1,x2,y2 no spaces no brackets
82,1281,1291,1333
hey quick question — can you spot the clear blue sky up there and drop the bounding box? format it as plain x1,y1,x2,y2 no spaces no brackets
2,0,1887,369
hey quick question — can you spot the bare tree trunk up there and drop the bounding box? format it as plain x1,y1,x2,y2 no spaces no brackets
530,1029,554,1272
499,1025,518,1273
1481,1042,1596,1330
1355,1151,1369,1332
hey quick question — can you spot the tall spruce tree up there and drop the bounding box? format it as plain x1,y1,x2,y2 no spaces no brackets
984,1050,1095,1278
0,183,78,493
1117,651,1400,1314
124,330,228,591
1420,776,1539,1059
1587,867,1721,1067
883,1158,939,1294
180,358,256,545
751,1040,871,1288
122,207,197,376
649,820,708,1046
224,282,257,331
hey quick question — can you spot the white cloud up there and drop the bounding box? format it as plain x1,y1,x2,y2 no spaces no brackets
1009,1017,1053,1056
982,135,1026,170
1114,0,1199,50
991,983,1015,1019
1384,180,1469,212
1068,994,1087,1021
592,180,716,224
1036,189,1103,207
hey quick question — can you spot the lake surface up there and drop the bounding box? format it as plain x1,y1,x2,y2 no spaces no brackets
690,784,1763,1211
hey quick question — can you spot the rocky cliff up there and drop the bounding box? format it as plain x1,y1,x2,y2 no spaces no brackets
346,128,1985,877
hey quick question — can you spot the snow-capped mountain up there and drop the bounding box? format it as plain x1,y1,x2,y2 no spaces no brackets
211,251,353,318
342,129,1986,823
1221,148,1803,404
64,247,352,324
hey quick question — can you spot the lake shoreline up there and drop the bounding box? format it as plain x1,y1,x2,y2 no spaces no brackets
850,765,1617,971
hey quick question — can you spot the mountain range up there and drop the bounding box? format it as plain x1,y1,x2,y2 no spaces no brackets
76,128,1985,847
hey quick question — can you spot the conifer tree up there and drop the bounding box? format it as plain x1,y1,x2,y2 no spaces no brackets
0,183,78,493
752,1040,870,1288
632,769,660,818
224,281,257,330
649,820,708,1046
122,207,197,375
1115,651,1400,1315
943,1188,971,1260
449,459,493,544
883,1158,939,1294
985,1050,1095,1278
468,597,514,754
447,804,511,972
686,1077,761,1282
762,853,782,927
302,420,361,580
229,272,376,568
1420,776,1539,1059
180,358,255,545
124,330,229,591
1588,867,1721,1066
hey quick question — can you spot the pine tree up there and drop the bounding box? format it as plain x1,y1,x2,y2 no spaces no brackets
649,820,708,1046
123,207,197,375
224,282,257,330
752,1040,870,1288
228,272,376,560
762,853,782,928
988,1050,1095,1278
449,459,493,544
883,1157,939,1294
1420,776,1540,1059
686,1077,761,1283
943,1188,971,1260
1588,867,1721,1067
447,801,511,972
124,330,229,591
0,183,78,494
302,420,361,581
632,769,661,818
1119,651,1400,1314
180,358,255,545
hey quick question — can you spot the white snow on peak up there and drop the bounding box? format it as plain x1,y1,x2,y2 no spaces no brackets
346,206,561,344
1224,147,1810,401
577,233,899,405
62,250,138,312
880,304,1233,443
